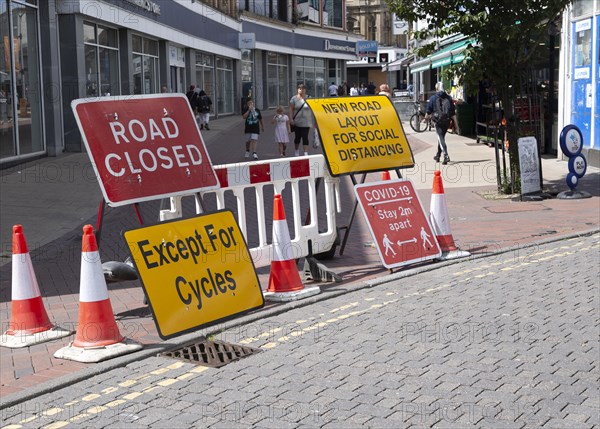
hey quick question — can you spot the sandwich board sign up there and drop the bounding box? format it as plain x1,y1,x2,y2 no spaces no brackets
124,210,264,339
307,95,414,176
72,94,219,207
354,178,441,268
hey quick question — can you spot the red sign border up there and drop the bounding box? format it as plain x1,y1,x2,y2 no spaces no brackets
354,178,441,269
71,94,220,207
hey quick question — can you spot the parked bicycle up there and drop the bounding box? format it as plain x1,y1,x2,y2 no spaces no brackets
409,101,431,132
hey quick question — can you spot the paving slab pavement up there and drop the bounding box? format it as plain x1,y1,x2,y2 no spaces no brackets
1,105,598,406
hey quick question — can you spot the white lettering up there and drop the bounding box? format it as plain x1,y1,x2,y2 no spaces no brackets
109,122,129,144
105,153,125,177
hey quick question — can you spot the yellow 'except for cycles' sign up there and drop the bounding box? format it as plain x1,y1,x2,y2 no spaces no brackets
307,96,414,176
124,210,264,339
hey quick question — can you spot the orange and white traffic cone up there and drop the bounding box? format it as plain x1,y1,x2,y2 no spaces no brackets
264,195,320,302
1,225,71,348
54,225,141,362
429,171,470,260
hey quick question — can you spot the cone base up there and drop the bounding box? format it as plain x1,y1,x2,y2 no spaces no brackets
264,285,321,302
267,259,304,293
0,326,72,349
54,338,142,363
436,249,471,261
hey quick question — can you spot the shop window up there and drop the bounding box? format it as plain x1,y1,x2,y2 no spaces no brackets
216,57,234,114
195,52,215,102
84,22,119,96
267,52,289,108
132,34,159,95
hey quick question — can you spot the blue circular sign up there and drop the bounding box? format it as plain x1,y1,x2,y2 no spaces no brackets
568,154,587,178
560,125,583,157
566,172,578,190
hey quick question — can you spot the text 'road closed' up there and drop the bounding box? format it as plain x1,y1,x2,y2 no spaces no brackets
124,210,263,339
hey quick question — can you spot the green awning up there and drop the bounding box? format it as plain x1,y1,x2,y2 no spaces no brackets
410,38,474,74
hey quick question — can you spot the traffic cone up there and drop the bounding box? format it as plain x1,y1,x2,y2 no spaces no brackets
429,171,470,260
54,225,142,362
381,170,391,181
1,225,71,348
264,195,320,302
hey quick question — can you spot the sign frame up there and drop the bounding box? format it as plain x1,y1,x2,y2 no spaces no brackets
307,95,414,177
354,178,441,269
123,209,264,339
72,94,220,207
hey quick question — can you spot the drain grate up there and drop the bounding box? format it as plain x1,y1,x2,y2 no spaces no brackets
160,339,260,368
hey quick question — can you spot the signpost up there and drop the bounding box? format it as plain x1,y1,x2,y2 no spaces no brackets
306,96,414,176
557,124,591,199
124,210,264,339
354,178,441,269
72,94,219,207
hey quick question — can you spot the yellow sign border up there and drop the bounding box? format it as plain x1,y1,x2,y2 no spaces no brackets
123,210,264,339
307,95,414,176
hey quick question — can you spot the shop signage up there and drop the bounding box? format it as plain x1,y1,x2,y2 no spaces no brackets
124,211,264,339
517,136,541,195
324,40,355,53
125,0,161,15
72,94,219,207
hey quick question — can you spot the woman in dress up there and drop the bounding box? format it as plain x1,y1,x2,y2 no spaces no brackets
272,105,291,157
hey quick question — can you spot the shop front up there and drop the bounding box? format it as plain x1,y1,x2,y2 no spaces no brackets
1,0,45,165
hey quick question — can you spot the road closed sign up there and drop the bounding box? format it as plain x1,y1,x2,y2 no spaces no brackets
124,210,264,339
354,178,441,269
307,96,414,176
72,94,219,207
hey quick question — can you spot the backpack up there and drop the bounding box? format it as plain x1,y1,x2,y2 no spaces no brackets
433,94,452,127
198,95,211,113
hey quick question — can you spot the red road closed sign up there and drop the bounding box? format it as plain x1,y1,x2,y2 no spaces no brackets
72,94,219,207
354,178,441,268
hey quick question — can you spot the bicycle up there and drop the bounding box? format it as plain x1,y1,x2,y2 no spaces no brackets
409,101,431,132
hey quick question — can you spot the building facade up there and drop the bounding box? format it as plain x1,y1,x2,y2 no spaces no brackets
0,0,359,166
559,0,599,166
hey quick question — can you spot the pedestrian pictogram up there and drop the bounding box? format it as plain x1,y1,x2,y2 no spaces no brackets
354,178,440,268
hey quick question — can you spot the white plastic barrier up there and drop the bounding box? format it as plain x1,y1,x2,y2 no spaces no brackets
159,155,340,267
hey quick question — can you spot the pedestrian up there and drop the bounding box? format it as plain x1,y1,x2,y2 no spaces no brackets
242,99,264,160
289,83,312,157
350,84,359,96
367,81,377,95
338,81,349,96
161,85,168,93
272,105,291,157
424,82,456,165
185,84,196,106
378,83,392,99
328,82,338,96
196,90,213,130
359,83,368,95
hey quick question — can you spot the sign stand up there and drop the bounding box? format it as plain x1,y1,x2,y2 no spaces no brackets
95,199,145,246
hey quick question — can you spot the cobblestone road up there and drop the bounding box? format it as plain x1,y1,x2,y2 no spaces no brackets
1,233,599,428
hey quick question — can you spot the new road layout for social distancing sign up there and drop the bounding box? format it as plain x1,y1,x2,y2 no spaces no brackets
307,95,414,176
354,178,441,269
72,94,219,207
124,210,264,339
